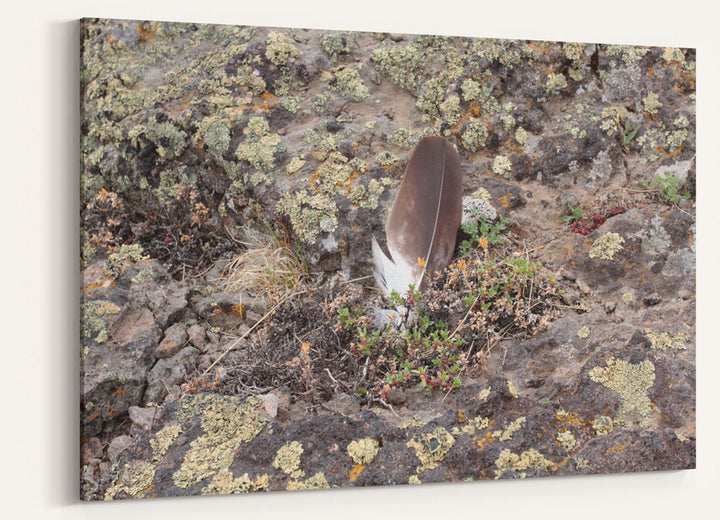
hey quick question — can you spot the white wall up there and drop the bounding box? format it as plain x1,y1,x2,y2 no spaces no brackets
1,1,718,518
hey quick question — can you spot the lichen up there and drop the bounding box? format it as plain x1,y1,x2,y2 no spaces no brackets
589,232,625,260
406,426,455,473
286,156,306,174
492,155,512,176
578,326,590,339
545,72,568,92
557,430,576,451
286,472,330,491
371,43,426,92
172,395,268,488
202,469,269,495
600,105,628,136
492,416,526,441
387,128,421,149
105,460,156,500
347,438,380,465
606,45,650,65
592,415,614,436
105,243,148,278
494,449,554,478
461,119,489,152
265,31,300,66
82,299,121,343
507,380,519,398
330,66,370,102
408,475,422,485
644,329,687,351
150,423,182,461
589,357,656,428
643,92,662,115
273,441,305,479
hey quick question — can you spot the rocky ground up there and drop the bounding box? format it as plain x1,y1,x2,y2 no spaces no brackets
80,18,695,500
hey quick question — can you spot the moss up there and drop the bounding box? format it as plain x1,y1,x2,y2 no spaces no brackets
406,426,455,473
578,326,590,339
492,155,512,176
592,415,614,436
557,430,576,451
202,469,269,495
371,43,426,92
286,472,330,491
644,329,687,351
172,395,268,489
494,448,554,478
347,438,380,465
589,232,625,260
265,31,300,66
330,66,370,102
643,92,662,115
273,440,305,478
589,356,656,428
461,119,489,153
105,460,156,500
150,424,182,461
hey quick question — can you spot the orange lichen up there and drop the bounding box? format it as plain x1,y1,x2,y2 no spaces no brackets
348,464,365,482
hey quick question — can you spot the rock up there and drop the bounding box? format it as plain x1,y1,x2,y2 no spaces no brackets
187,323,207,351
81,437,103,465
144,346,199,405
604,301,617,313
108,435,134,464
643,293,662,306
154,322,189,359
128,405,160,432
322,392,361,415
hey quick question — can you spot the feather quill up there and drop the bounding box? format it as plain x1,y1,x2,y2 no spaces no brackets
372,136,463,296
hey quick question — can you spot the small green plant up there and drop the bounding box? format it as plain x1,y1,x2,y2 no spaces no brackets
621,120,640,148
460,213,510,257
643,172,689,204
562,202,585,223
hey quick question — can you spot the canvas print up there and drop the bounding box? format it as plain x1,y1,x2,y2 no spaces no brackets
80,18,696,500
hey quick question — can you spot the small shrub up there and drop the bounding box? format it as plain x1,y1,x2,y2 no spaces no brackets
644,172,690,204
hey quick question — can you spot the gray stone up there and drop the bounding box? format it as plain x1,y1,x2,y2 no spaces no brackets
187,323,207,351
108,435,134,464
128,405,160,432
153,322,189,359
144,346,199,405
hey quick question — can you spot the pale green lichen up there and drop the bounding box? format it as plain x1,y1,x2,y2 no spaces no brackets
286,156,306,175
320,32,352,60
347,438,380,465
371,43,426,92
622,292,634,304
265,31,300,66
643,92,662,115
150,423,182,461
330,66,370,102
492,155,512,176
470,38,527,69
387,128,422,149
144,119,187,161
286,472,330,491
606,45,650,65
105,460,156,500
201,469,269,495
644,329,687,351
589,232,625,260
515,126,528,145
237,134,285,174
507,380,519,398
452,415,490,436
662,47,685,65
592,415,614,436
492,416,526,441
600,105,628,136
105,243,148,278
563,42,586,66
172,395,268,489
471,188,491,201
273,441,305,479
665,117,689,153
500,114,516,132
494,449,554,478
578,326,590,339
407,426,455,473
131,265,155,285
556,430,576,451
545,72,568,92
82,299,121,343
461,119,489,153
277,189,338,243
374,150,400,166
204,120,231,155
589,357,656,428
408,475,422,485
440,94,461,126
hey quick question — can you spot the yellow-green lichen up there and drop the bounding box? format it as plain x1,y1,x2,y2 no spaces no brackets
557,430,576,451
278,190,338,243
545,72,567,92
150,424,182,461
461,119,489,153
375,150,400,166
406,426,455,473
265,31,300,66
408,475,422,485
440,94,461,126
606,45,650,65
515,127,528,145
662,47,685,65
105,243,148,278
330,66,370,102
387,128,422,149
578,326,590,339
492,155,512,176
452,415,490,436
494,448,554,478
644,329,687,351
507,380,519,398
665,117,689,153
589,232,625,260
592,415,614,436
371,43,426,92
172,395,268,489
622,292,634,304
201,469,269,495
643,92,662,115
492,416,526,441
589,357,655,428
105,460,156,500
286,156,306,175
131,265,155,285
563,42,586,66
600,105,628,137
82,299,121,343
470,38,527,69
273,440,305,479
286,472,330,491
347,438,380,465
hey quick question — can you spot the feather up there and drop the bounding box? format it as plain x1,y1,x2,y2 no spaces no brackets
372,136,463,297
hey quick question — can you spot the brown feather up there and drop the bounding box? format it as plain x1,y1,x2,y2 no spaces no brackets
374,136,463,294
